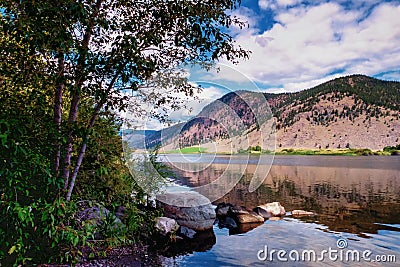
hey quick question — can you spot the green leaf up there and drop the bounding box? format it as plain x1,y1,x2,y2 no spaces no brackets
8,245,16,254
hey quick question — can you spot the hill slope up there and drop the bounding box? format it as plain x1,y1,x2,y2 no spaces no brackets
126,75,400,152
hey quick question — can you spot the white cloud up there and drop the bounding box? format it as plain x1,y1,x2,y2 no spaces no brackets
228,6,260,35
213,1,400,92
168,85,225,121
259,0,303,10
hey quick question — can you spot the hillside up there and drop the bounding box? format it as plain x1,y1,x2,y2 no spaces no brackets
125,75,400,152
272,75,400,150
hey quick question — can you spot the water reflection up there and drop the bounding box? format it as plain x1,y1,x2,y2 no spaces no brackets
167,155,400,237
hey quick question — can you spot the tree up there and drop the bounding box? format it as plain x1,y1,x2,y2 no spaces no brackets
1,0,249,200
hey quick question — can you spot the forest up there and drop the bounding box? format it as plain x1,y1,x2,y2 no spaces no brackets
0,0,248,265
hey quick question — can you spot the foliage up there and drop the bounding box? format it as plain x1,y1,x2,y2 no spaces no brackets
1,0,248,264
125,145,175,207
0,0,249,201
248,145,262,152
166,146,207,154
383,144,400,155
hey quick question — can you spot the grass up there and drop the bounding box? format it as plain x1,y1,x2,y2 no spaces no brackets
164,146,207,154
163,146,398,156
275,148,394,156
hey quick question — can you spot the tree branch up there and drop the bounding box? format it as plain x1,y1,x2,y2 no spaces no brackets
62,0,104,190
65,67,121,200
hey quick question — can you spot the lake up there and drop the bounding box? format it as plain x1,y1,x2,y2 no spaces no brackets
158,155,400,266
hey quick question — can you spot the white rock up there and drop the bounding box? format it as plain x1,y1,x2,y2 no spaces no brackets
155,217,179,236
257,202,286,217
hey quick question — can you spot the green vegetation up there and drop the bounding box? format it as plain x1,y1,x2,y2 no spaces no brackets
383,144,400,155
235,147,396,156
275,148,393,156
0,0,247,265
237,145,262,154
165,146,207,154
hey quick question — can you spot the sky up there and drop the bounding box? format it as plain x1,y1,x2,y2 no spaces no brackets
137,0,400,129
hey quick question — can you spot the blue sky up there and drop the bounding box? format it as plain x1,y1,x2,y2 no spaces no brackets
142,0,400,129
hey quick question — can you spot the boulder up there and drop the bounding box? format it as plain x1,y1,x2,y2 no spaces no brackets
155,217,179,236
217,216,238,229
115,205,127,220
229,205,264,224
236,212,264,224
75,201,125,238
216,202,232,217
256,202,285,217
253,207,272,219
291,210,316,217
156,191,216,231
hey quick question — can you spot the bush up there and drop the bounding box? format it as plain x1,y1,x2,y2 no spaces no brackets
0,114,163,265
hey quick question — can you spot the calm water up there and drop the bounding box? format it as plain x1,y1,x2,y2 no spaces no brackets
159,155,400,266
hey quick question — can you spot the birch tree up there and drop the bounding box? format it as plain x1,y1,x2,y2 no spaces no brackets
0,0,249,200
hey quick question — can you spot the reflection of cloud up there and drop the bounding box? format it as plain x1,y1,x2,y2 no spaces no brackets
210,1,400,92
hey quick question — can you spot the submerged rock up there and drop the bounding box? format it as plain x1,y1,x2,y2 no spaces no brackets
156,191,216,231
256,202,286,217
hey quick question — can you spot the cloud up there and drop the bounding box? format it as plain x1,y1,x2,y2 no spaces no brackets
228,6,260,36
169,85,225,121
259,0,304,10
213,1,400,92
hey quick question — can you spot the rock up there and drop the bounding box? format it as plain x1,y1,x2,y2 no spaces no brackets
235,212,264,224
156,191,216,231
179,226,197,239
155,217,179,236
257,202,285,217
75,201,125,238
253,207,272,219
216,202,232,217
229,205,264,224
291,210,315,217
115,205,127,220
217,216,238,229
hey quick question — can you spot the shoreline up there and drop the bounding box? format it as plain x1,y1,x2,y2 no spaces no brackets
159,147,399,156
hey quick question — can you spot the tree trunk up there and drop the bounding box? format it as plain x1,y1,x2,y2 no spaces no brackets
61,0,103,191
53,55,64,175
65,142,87,201
62,93,81,189
65,100,104,200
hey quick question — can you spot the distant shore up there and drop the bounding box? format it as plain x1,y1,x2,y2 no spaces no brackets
159,147,399,156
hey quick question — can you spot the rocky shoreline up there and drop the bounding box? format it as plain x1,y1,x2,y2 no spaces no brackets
155,191,316,236
44,192,316,266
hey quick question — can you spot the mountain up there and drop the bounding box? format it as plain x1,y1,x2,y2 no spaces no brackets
126,75,400,151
